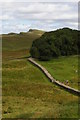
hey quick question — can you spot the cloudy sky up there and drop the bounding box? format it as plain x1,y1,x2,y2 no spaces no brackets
0,1,79,34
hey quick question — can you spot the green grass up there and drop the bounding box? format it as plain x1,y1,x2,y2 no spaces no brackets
2,58,79,118
2,30,79,118
37,55,78,89
2,49,30,62
2,30,44,62
2,30,44,51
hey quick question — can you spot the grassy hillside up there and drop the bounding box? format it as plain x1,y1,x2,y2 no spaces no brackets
2,29,44,61
2,28,79,118
37,55,78,89
2,29,44,51
2,58,78,118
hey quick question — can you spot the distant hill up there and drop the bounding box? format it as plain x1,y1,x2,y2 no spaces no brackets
28,29,45,35
30,28,79,60
2,29,45,51
8,33,18,35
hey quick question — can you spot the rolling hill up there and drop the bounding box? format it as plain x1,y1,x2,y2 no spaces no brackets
2,28,79,118
2,29,45,51
2,29,45,61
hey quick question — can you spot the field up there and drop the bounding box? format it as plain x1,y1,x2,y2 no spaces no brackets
37,55,78,89
2,30,79,118
2,30,44,51
2,57,79,118
2,30,44,62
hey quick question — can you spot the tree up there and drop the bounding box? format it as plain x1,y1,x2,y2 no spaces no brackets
30,47,40,59
30,28,79,61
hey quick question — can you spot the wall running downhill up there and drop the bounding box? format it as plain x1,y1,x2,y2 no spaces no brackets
28,57,80,96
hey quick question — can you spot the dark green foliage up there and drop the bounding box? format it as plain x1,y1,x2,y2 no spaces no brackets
30,47,40,59
30,28,79,60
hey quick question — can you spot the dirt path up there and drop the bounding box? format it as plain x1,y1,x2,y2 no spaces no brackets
28,57,80,96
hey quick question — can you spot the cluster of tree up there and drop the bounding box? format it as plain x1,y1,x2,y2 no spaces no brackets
30,28,79,61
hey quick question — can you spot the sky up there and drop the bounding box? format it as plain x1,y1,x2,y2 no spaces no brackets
0,0,79,34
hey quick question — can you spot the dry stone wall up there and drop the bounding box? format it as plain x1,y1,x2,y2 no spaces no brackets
28,57,80,96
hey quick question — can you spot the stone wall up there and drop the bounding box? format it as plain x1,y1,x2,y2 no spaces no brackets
28,57,80,96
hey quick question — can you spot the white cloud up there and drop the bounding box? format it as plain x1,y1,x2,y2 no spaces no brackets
0,0,79,2
0,14,14,20
0,2,78,33
1,2,77,20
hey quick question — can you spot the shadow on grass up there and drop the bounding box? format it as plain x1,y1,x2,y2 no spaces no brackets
7,55,31,61
16,55,31,60
15,112,34,118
